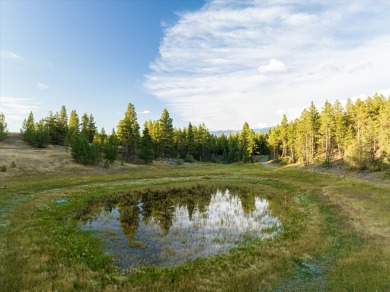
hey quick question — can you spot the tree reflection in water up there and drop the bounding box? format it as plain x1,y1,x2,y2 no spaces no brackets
81,185,282,269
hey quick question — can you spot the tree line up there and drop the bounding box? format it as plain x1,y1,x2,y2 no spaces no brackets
11,104,268,165
0,112,9,141
268,93,390,170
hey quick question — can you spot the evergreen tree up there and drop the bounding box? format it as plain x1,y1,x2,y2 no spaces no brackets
140,125,154,164
21,112,35,145
319,101,336,165
117,103,140,162
279,115,289,158
333,100,347,160
227,133,239,162
71,135,99,165
286,121,297,163
186,122,196,158
297,109,311,166
104,129,119,164
268,127,280,160
87,114,97,143
174,127,187,158
159,109,174,158
308,101,320,163
33,120,50,148
379,97,390,162
239,122,256,162
151,120,162,159
64,110,80,148
0,112,9,141
80,113,89,140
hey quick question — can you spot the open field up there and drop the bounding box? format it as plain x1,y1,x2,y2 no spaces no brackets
1,136,390,291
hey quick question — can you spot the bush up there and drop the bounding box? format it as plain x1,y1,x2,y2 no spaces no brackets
184,153,195,163
0,165,6,172
103,160,110,169
10,161,16,168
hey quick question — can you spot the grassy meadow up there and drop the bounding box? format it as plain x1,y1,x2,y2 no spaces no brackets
1,136,389,291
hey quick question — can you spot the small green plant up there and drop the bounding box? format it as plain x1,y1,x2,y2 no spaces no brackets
10,161,16,168
0,165,6,172
103,160,110,169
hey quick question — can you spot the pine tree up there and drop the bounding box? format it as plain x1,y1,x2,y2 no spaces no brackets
104,129,119,164
333,100,347,160
159,109,174,158
64,110,79,148
319,101,336,166
186,122,196,158
239,122,255,162
21,112,35,145
140,125,154,164
173,127,187,158
308,101,320,163
0,112,9,141
379,96,390,162
227,133,239,162
57,105,68,145
33,120,50,148
268,127,280,160
80,113,89,140
117,103,140,162
197,123,211,161
287,121,297,163
87,114,97,143
297,109,311,166
279,115,289,158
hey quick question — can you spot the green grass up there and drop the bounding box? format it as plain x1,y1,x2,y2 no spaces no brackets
1,162,390,291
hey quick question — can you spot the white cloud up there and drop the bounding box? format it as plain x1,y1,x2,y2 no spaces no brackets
145,0,390,130
36,82,49,90
258,59,287,74
139,110,150,114
0,97,41,131
0,50,21,60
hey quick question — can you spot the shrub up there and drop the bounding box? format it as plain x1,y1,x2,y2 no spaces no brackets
175,156,184,165
184,153,195,163
10,161,16,168
0,165,6,172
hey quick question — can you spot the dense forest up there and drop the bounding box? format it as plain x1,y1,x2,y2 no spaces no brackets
269,93,390,170
3,104,268,165
1,93,389,170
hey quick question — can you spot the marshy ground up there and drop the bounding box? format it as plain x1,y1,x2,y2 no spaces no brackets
1,134,389,291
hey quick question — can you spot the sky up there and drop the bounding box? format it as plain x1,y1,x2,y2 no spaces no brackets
1,0,390,132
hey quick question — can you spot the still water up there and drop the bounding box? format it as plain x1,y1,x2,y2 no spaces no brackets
81,188,281,268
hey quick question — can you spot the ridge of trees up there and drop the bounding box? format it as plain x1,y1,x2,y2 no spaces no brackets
268,93,390,170
15,104,268,165
11,92,389,170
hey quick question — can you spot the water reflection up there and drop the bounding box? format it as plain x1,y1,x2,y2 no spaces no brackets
81,188,281,268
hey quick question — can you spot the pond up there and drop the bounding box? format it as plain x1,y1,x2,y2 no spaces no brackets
80,186,282,269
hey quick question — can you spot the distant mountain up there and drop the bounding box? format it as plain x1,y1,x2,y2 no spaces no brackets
210,127,272,137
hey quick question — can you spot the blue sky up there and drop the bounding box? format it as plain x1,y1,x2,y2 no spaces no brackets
1,0,390,132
